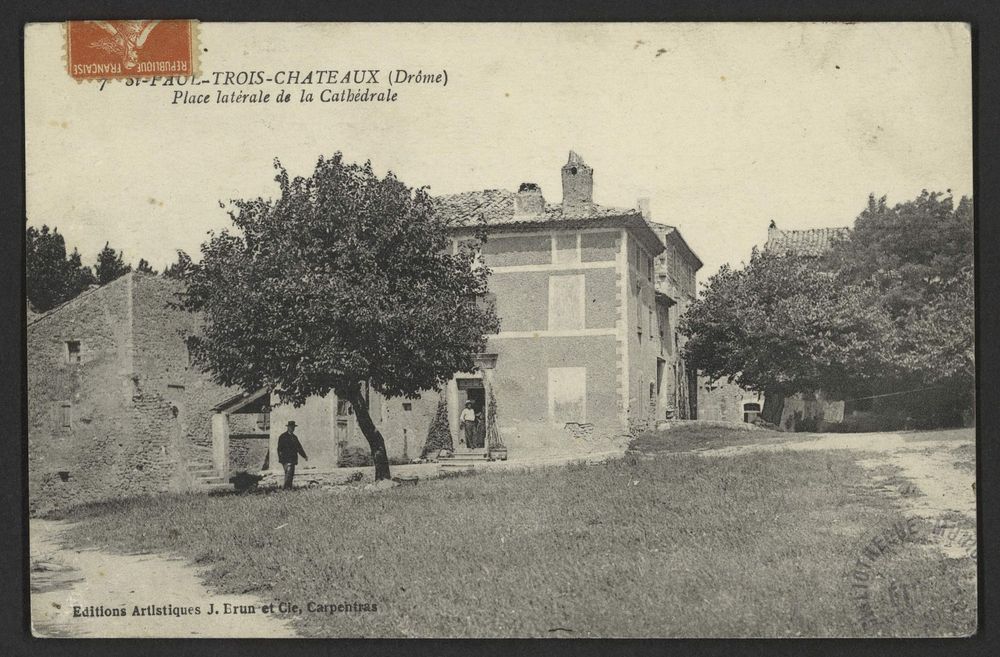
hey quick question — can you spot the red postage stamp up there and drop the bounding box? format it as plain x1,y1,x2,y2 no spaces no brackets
66,20,197,80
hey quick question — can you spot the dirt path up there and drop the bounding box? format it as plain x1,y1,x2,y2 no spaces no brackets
700,428,976,557
30,519,298,638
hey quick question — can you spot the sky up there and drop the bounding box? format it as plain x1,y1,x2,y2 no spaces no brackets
25,22,971,281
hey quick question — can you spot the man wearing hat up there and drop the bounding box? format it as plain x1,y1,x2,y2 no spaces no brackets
277,420,308,490
460,401,477,448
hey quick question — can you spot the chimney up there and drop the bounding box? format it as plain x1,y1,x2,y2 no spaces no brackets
637,197,652,221
514,182,546,216
561,150,594,209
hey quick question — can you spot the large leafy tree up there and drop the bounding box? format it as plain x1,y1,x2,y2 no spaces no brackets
182,153,499,479
26,224,96,312
94,242,132,284
681,249,897,421
683,190,974,426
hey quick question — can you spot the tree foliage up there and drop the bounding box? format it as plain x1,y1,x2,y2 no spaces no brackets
135,258,157,274
682,191,974,425
26,225,96,312
94,242,132,285
182,153,500,478
163,250,193,279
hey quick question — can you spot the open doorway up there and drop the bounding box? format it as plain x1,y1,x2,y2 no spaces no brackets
457,379,486,448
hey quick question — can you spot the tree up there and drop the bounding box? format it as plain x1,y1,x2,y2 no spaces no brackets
94,242,132,284
823,191,973,316
182,153,499,479
26,225,96,312
680,249,897,422
135,258,156,274
682,191,974,427
163,250,193,279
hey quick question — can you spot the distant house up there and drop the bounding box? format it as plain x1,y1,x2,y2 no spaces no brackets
764,221,849,256
26,273,269,514
279,152,703,467
766,220,853,431
697,222,854,428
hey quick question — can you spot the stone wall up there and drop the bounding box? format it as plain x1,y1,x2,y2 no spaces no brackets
229,436,270,473
28,273,239,515
698,378,765,424
28,276,141,515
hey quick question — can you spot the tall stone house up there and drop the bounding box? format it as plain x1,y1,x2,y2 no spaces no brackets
283,152,702,467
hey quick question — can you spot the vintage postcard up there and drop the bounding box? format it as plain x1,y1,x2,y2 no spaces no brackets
24,22,974,638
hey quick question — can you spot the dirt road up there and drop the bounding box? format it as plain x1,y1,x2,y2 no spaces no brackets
30,519,298,638
701,428,977,557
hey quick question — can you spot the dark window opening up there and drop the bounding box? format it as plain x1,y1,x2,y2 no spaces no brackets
59,402,72,428
402,402,413,412
66,340,81,363
57,471,70,482
337,399,352,416
256,412,270,431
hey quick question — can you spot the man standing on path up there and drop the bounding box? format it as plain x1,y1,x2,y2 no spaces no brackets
277,420,308,490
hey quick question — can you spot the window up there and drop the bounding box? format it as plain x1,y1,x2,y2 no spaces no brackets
553,233,579,265
402,402,412,412
548,274,585,330
648,257,654,282
649,382,656,402
59,402,72,428
636,283,643,338
65,340,81,364
548,367,586,423
256,412,271,431
648,307,654,339
336,399,352,416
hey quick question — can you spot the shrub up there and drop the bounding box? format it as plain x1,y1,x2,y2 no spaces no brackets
421,395,453,457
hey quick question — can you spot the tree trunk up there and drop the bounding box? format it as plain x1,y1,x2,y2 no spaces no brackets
761,391,785,427
346,385,392,480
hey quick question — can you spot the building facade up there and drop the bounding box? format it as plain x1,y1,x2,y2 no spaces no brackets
280,152,703,467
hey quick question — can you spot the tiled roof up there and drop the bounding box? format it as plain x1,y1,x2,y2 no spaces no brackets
433,189,642,226
765,225,850,256
434,189,666,254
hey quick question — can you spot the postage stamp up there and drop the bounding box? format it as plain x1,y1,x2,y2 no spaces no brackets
65,20,197,80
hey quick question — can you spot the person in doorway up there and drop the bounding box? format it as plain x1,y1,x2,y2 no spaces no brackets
460,401,476,447
277,420,308,490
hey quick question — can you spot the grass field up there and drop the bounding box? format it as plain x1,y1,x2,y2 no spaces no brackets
55,429,976,637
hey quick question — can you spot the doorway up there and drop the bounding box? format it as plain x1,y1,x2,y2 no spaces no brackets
457,379,486,448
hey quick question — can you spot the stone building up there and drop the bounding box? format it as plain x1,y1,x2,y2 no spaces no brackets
26,272,269,514
279,152,704,467
647,219,702,419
